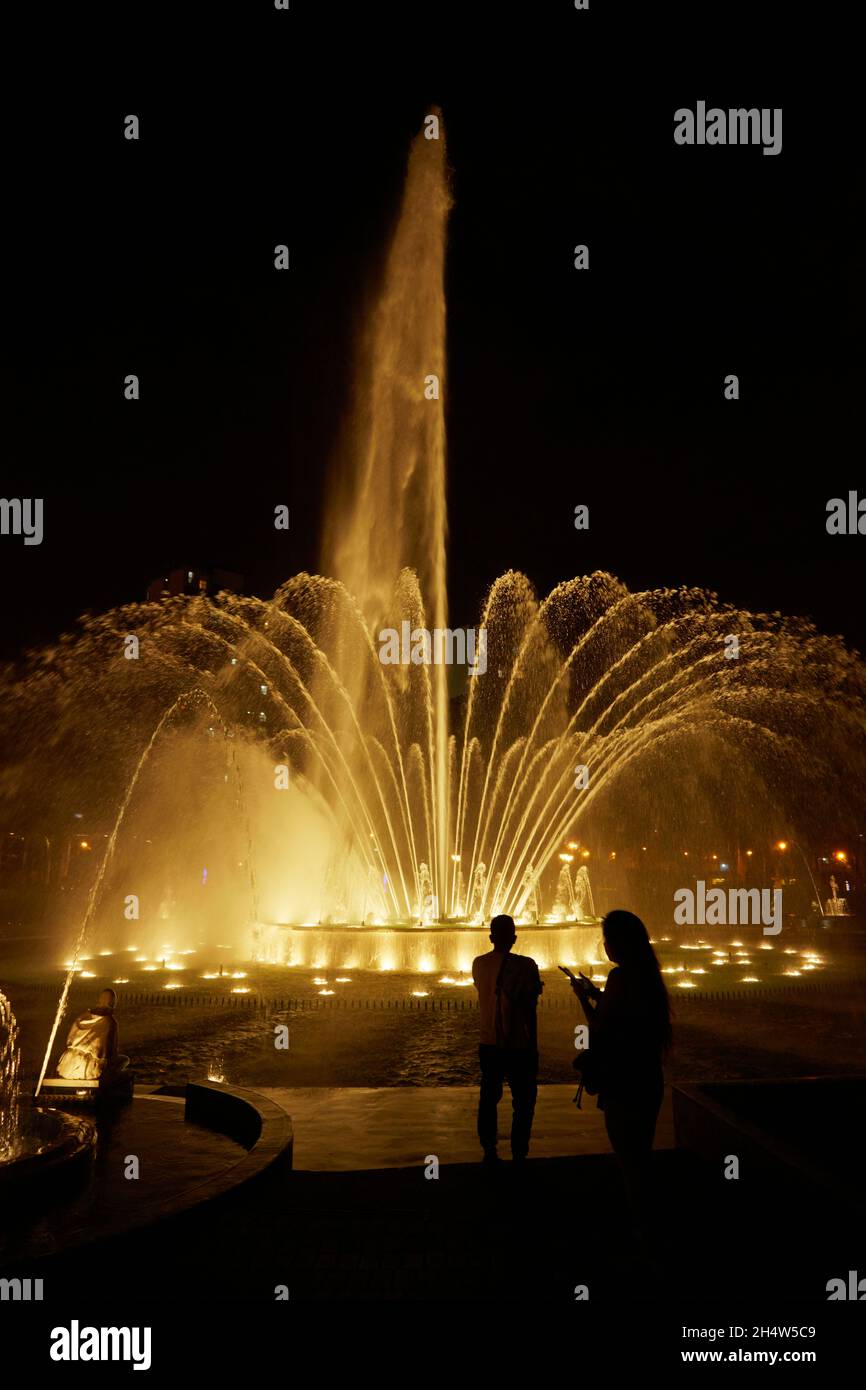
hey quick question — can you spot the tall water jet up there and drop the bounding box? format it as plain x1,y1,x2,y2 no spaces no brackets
320,112,452,913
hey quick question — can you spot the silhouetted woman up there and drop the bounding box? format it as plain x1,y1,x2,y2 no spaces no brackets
571,909,672,1242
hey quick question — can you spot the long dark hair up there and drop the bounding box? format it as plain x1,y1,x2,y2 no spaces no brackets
603,909,673,1052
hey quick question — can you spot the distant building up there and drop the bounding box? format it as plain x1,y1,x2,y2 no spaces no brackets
146,567,244,601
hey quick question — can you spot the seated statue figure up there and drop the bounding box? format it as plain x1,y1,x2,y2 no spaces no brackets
56,987,130,1082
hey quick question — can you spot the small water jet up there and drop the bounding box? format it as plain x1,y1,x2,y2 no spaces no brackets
33,690,252,1096
825,874,852,918
1,990,21,1160
0,987,98,1218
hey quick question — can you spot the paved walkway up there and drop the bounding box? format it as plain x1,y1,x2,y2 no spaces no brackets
9,1085,851,1305
260,1084,675,1169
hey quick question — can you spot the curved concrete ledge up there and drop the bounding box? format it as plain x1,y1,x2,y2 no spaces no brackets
89,1081,293,1227
182,1080,294,1199
0,1082,293,1269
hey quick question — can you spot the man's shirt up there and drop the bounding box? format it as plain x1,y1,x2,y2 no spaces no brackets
472,949,542,1047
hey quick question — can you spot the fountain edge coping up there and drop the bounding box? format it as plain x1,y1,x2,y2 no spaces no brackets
0,1081,293,1270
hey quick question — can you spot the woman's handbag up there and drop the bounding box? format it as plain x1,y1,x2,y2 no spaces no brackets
572,1041,604,1108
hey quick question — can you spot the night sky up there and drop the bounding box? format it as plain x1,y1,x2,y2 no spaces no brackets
2,8,862,661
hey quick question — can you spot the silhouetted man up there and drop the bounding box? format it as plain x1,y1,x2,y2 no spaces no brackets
56,987,130,1081
472,914,543,1166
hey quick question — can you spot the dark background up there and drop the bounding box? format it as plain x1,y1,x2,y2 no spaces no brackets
2,6,862,660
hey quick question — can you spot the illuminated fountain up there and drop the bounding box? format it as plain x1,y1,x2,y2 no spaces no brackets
1,989,95,1199
1,991,21,1160
824,874,851,919
1,115,866,987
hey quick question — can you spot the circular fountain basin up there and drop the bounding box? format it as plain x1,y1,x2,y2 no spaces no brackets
0,1083,292,1269
0,1102,96,1201
254,919,605,972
